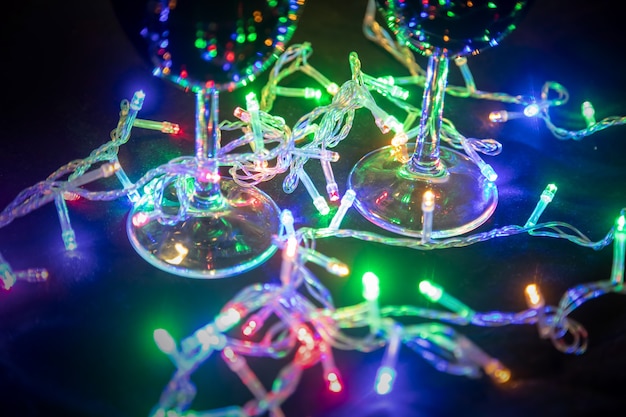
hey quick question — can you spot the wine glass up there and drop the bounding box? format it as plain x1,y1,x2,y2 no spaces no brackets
115,0,306,278
349,0,533,238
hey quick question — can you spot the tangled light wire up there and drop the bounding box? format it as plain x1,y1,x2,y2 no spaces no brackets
145,203,625,417
361,0,626,141
0,36,625,417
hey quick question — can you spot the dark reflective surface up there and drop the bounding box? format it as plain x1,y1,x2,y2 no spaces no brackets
113,0,305,91
377,0,533,57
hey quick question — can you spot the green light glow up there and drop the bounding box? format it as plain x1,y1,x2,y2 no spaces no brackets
194,38,207,49
617,215,625,232
487,2,497,8
235,241,251,253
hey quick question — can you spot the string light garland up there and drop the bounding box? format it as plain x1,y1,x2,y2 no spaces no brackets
1,27,625,417
144,206,624,416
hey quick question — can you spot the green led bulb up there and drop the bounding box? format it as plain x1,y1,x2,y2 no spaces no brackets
419,280,475,319
362,272,380,301
419,280,442,302
153,328,176,354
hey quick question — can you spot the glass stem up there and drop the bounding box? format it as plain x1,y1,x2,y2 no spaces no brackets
193,88,223,207
408,50,449,179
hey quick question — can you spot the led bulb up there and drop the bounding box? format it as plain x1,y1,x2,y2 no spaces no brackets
391,132,408,147
419,280,475,319
489,111,508,123
215,307,242,332
130,90,146,110
326,83,339,95
320,159,339,202
304,88,322,100
242,320,257,336
374,323,402,395
421,191,435,243
320,341,343,393
363,74,409,100
524,283,550,339
280,209,296,237
326,371,343,392
65,161,120,190
581,101,596,127
63,191,81,201
375,366,396,395
242,307,272,337
362,272,380,301
54,193,77,251
194,325,226,350
15,268,49,283
280,235,299,286
274,86,322,99
132,212,151,228
303,249,350,277
524,102,549,117
0,261,16,290
327,260,349,277
291,148,339,161
610,214,626,286
233,107,250,122
245,92,265,153
525,184,558,228
153,328,176,354
459,137,498,182
329,189,356,230
418,280,442,302
421,190,435,213
298,168,329,215
362,272,381,334
483,359,511,384
523,103,541,117
133,118,181,134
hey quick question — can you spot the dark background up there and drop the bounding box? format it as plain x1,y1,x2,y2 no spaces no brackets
2,1,626,416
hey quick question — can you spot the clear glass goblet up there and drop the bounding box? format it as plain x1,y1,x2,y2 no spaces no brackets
349,0,533,238
115,0,305,278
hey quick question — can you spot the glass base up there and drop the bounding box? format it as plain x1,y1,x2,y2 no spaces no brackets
348,144,498,238
127,177,280,279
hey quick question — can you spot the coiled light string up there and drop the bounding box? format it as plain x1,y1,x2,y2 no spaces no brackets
0,32,625,417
